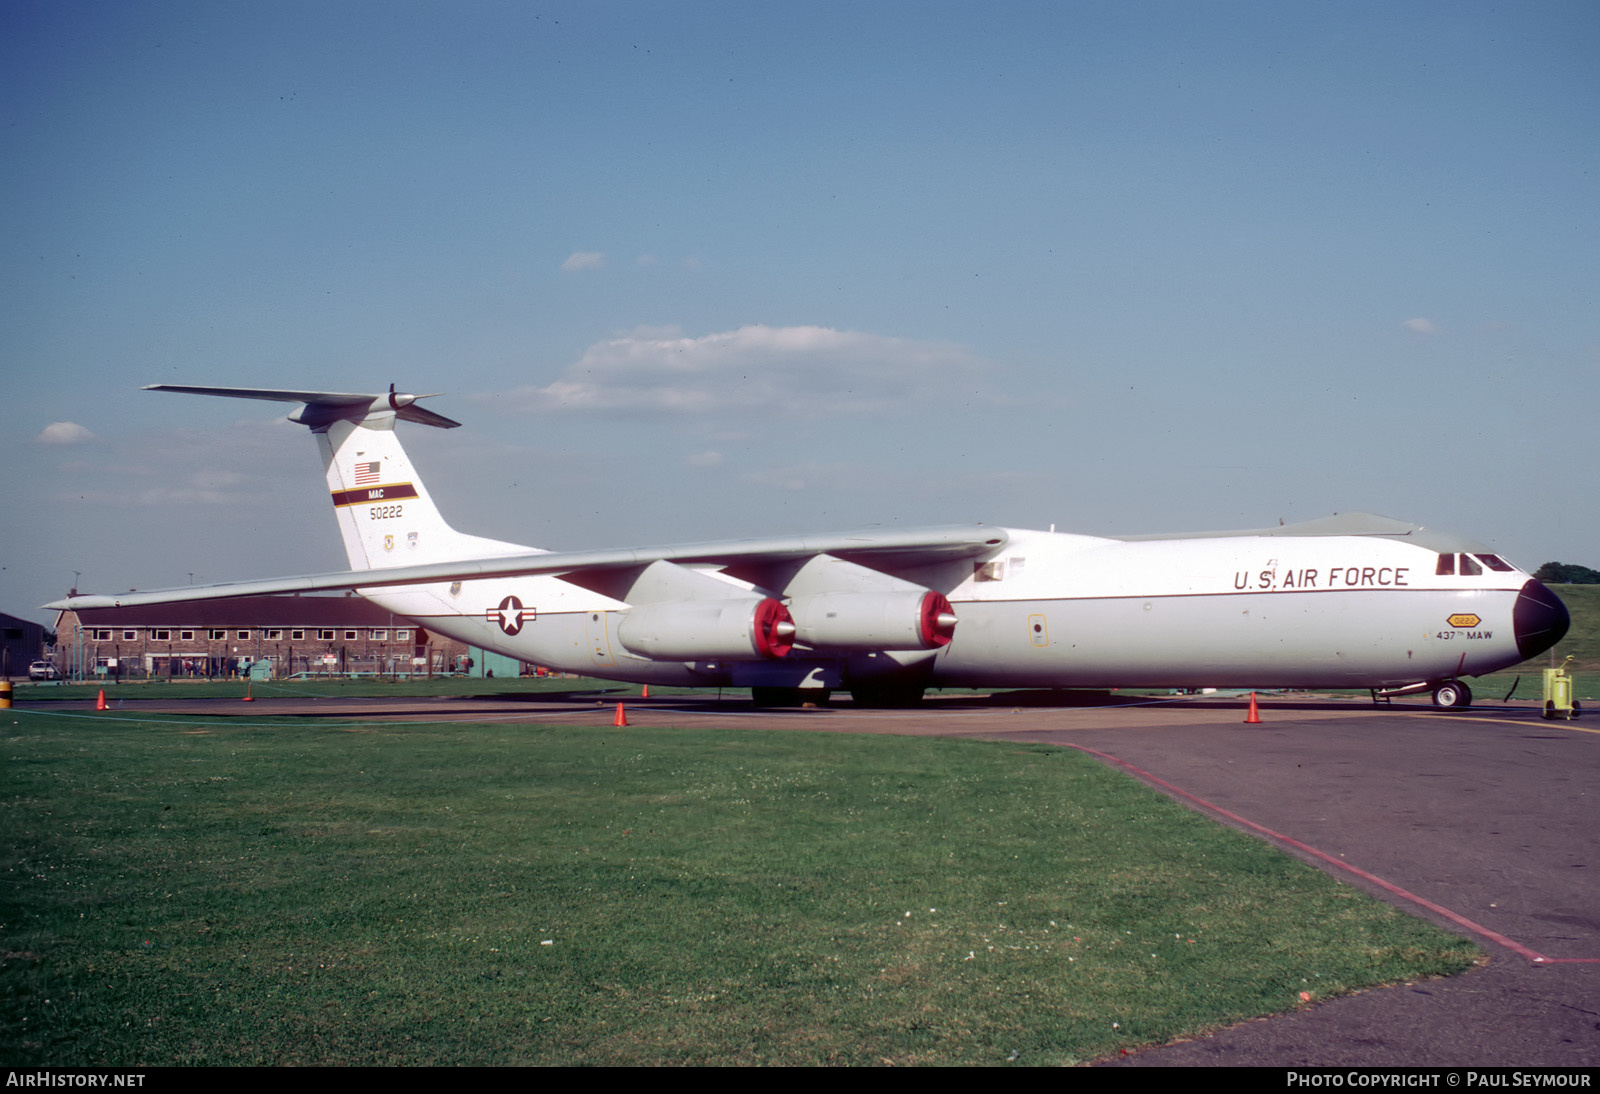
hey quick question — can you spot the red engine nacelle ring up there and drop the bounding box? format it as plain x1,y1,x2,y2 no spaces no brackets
751,597,795,659
918,591,957,648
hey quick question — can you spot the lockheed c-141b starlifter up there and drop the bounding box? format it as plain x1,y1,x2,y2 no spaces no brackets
49,385,1571,709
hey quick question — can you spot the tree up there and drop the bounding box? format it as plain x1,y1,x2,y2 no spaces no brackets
1533,562,1600,584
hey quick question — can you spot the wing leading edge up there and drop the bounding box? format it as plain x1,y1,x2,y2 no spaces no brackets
44,526,1008,611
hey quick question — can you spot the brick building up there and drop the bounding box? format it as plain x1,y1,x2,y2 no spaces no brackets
51,595,477,680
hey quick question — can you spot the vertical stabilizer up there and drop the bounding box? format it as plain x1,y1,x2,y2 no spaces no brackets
145,385,536,572
316,413,533,570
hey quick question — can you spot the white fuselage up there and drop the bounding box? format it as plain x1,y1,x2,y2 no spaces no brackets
358,526,1538,692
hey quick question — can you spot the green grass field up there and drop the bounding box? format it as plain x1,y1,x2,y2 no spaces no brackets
4,711,1479,1066
5,584,1581,1064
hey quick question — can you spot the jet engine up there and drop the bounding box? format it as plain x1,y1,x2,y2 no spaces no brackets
788,589,957,652
617,596,795,661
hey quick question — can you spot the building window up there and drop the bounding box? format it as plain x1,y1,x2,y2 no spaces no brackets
265,629,283,640
237,630,251,640
92,629,111,641
396,629,410,641
370,629,387,640
180,630,194,641
344,630,358,641
209,629,226,640
153,629,171,641
291,630,305,641
318,629,334,641
123,629,138,640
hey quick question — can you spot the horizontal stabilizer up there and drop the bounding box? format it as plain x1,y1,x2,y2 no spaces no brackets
143,384,461,428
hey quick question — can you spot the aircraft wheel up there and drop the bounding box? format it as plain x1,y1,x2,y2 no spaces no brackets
850,685,925,708
1432,681,1471,709
751,687,832,708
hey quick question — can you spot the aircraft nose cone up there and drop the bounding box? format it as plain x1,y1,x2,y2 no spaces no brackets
1513,579,1570,660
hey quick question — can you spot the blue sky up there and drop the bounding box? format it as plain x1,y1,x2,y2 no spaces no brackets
3,0,1596,622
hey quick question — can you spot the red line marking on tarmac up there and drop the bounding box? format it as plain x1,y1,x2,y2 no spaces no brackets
1067,743,1600,966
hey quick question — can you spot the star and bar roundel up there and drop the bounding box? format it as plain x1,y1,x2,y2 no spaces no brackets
486,595,532,636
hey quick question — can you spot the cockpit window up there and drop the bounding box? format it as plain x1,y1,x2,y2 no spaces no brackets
1459,554,1482,576
1475,554,1514,572
1435,553,1455,576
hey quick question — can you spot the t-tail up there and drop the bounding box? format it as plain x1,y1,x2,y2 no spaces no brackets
144,385,533,570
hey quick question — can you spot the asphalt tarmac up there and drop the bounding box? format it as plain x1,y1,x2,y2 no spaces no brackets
38,688,1600,1066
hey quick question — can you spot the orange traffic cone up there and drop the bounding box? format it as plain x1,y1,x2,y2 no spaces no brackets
1244,692,1261,724
95,688,108,711
641,684,650,699
242,681,255,702
612,702,629,727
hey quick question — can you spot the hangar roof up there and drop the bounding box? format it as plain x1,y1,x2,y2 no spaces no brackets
58,595,412,628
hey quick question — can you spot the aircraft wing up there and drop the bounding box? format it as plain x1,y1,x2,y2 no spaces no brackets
44,526,1007,611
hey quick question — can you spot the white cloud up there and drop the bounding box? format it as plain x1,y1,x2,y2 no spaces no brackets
684,450,724,467
561,251,606,271
36,421,96,445
506,324,996,417
48,420,308,507
72,471,251,506
1402,317,1438,334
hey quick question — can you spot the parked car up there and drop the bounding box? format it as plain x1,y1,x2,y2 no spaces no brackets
28,661,60,680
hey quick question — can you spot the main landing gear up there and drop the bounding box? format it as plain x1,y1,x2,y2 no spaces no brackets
750,686,832,708
849,685,926,708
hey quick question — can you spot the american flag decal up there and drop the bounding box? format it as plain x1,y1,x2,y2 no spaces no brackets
353,460,381,485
